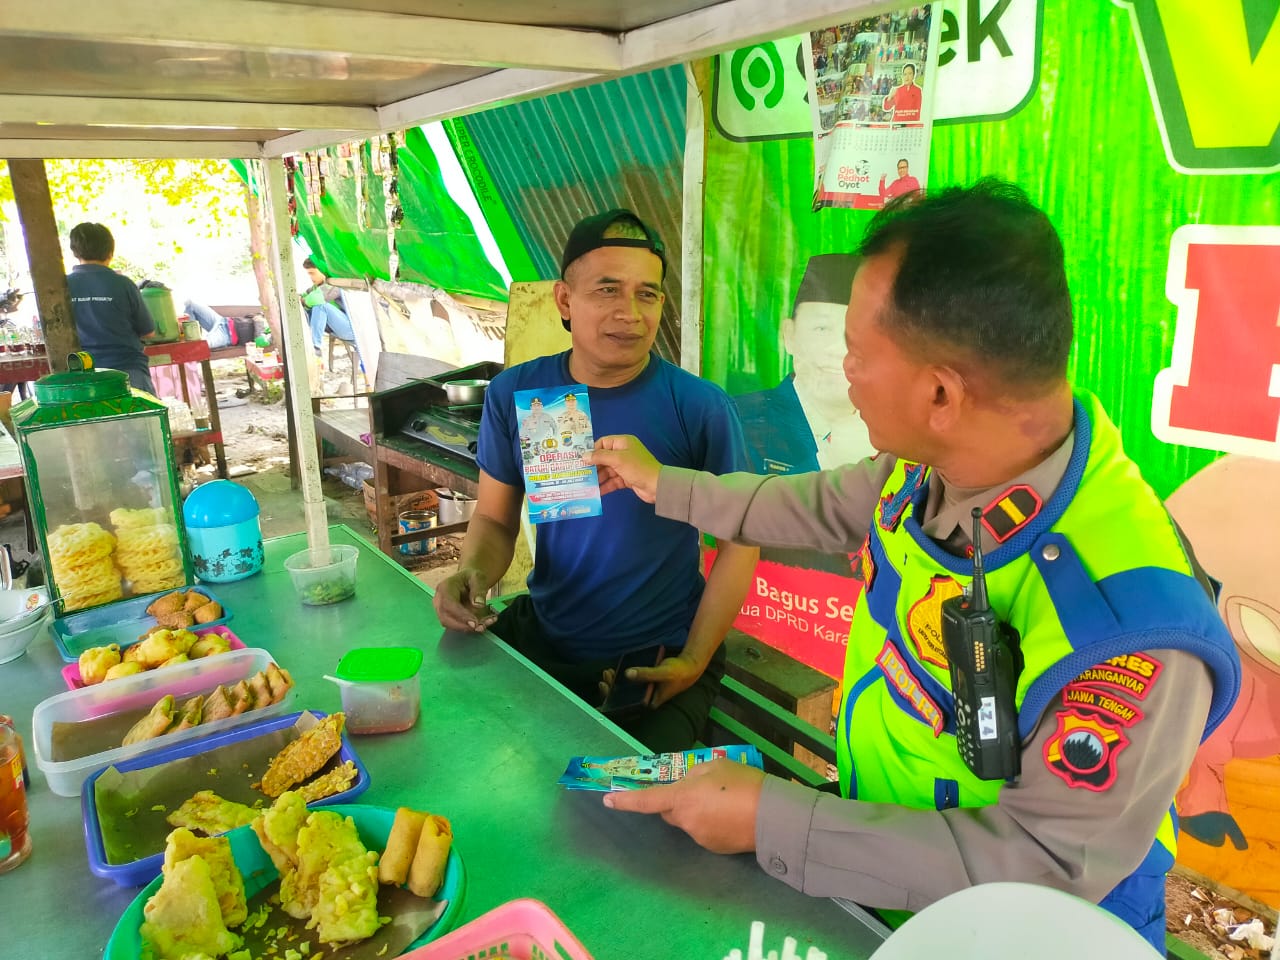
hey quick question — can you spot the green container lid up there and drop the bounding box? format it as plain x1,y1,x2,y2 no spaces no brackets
335,646,423,682
33,357,130,405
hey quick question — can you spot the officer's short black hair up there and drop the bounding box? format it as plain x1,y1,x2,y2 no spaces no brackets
69,222,114,262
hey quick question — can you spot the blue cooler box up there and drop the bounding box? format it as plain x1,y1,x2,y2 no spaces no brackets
183,480,264,582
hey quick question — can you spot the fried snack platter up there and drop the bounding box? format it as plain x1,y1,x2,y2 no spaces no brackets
83,711,371,886
63,626,247,691
104,804,466,960
53,586,234,663
32,648,294,797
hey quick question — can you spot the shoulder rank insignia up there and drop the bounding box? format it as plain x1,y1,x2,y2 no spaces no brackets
1043,709,1130,791
980,484,1043,543
877,462,927,532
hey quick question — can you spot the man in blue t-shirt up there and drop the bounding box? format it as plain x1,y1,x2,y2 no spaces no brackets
65,222,155,393
434,209,758,751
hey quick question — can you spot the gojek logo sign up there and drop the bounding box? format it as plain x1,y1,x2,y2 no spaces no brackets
1117,0,1280,173
712,0,1042,140
1152,226,1280,457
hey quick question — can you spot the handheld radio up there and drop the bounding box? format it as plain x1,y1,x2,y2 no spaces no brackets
941,508,1024,783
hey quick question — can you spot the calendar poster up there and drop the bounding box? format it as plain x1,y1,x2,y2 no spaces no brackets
804,7,941,210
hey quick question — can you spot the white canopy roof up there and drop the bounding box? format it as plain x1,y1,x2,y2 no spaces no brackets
1,0,882,159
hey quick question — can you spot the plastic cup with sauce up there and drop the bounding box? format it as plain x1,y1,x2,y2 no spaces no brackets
324,646,422,735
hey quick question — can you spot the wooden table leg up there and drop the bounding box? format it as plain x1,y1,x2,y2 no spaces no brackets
200,358,228,479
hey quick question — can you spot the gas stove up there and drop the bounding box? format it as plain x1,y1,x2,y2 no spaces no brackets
399,404,483,459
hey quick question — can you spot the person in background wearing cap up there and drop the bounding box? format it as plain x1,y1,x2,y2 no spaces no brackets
434,209,758,752
583,180,1239,950
734,254,871,476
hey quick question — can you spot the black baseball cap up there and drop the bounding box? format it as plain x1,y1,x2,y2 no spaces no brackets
559,209,667,279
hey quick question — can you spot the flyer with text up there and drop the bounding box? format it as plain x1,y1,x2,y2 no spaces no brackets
514,386,603,524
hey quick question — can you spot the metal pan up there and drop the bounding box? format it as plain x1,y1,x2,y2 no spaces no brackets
443,378,489,404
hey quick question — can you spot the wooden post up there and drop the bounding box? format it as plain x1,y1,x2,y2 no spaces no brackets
261,156,330,556
242,166,283,349
680,62,707,376
6,158,78,370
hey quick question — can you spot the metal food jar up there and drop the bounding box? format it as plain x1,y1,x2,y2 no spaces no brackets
11,354,192,612
182,480,264,582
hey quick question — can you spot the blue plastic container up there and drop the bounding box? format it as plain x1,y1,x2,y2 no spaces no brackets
82,710,371,886
183,480,264,583
52,586,232,662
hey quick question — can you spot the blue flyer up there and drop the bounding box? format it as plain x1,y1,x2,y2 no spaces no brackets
514,386,603,524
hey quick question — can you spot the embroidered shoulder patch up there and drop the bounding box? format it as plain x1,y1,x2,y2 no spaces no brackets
1043,709,1130,791
1072,653,1164,701
1060,684,1145,727
877,462,926,532
875,640,945,736
906,575,962,668
850,533,877,588
980,484,1043,543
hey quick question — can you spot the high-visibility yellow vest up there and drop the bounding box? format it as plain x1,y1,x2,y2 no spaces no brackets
836,394,1240,947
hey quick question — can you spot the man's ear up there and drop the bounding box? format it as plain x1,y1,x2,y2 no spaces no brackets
553,280,572,332
780,315,796,355
925,365,967,433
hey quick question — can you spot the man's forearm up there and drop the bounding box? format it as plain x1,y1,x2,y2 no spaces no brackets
458,514,518,586
681,540,759,669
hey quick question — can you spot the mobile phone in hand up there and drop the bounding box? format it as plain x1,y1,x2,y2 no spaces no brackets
600,644,665,720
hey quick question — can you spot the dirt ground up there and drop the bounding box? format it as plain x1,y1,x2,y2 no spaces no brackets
202,354,462,585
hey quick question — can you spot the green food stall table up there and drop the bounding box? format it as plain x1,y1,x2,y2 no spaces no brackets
4,525,887,959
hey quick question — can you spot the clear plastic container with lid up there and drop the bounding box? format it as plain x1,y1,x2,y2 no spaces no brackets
326,646,422,734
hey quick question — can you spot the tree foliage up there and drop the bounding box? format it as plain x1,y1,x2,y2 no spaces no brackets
0,158,253,298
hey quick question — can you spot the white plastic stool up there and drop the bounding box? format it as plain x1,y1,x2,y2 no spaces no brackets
869,882,1163,960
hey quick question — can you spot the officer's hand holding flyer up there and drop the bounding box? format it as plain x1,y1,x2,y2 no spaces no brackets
514,386,603,523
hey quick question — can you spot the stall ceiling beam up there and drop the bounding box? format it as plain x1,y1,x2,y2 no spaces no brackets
5,0,626,72
263,128,382,158
0,139,264,160
0,95,378,133
621,0,890,70
372,70,599,141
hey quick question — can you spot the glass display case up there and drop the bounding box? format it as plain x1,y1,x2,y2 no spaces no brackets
11,356,192,612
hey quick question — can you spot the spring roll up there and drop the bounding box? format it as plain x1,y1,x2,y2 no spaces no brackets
378,808,427,886
407,814,452,898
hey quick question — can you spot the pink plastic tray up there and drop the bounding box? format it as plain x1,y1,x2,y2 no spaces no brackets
400,899,594,960
61,625,246,690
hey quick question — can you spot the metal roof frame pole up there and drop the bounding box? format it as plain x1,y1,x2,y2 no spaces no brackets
262,155,330,557
680,62,706,377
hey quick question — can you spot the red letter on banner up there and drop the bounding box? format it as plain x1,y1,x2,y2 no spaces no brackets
1153,226,1280,457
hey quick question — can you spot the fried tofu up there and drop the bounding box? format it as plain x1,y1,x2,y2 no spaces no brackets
140,855,241,960
166,790,257,835
145,592,188,618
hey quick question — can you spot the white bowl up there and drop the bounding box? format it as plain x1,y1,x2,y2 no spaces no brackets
0,586,50,635
0,606,52,664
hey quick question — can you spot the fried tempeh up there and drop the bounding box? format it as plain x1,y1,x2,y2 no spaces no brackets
257,714,345,798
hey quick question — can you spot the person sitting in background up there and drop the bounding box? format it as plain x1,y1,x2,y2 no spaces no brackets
301,257,362,373
65,222,155,393
183,300,232,350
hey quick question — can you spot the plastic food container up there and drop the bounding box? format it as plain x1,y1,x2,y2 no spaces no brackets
285,544,358,605
51,587,232,663
400,899,595,960
104,804,466,959
33,647,292,797
82,710,371,886
183,480,264,583
60,625,247,690
326,646,423,734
